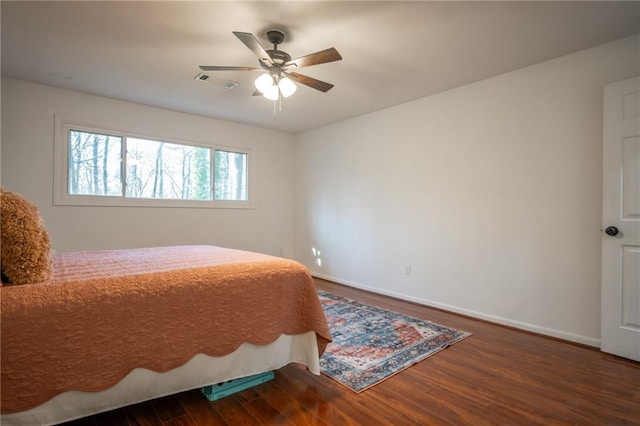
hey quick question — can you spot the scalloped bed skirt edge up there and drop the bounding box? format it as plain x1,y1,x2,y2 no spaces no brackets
1,332,320,426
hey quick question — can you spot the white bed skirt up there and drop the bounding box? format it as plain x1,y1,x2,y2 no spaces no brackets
1,332,320,426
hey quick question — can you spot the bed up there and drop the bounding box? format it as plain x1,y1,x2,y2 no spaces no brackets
1,244,332,426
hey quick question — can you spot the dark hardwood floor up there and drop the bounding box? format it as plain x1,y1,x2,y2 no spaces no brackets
63,278,640,425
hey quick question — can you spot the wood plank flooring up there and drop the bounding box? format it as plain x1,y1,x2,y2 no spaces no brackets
63,278,640,425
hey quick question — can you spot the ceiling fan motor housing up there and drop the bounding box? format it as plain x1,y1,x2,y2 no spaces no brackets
266,50,291,65
263,30,290,66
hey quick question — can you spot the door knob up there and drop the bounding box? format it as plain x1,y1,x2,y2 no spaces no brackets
605,226,619,236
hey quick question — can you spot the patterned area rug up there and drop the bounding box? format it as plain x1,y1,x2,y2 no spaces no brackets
319,290,471,393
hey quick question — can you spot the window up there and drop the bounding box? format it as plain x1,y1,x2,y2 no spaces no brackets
55,117,252,208
214,150,248,201
124,137,212,201
68,130,122,197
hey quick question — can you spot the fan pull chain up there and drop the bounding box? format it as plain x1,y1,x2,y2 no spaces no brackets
272,88,285,121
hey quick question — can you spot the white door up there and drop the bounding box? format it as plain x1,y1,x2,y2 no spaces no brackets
601,76,640,362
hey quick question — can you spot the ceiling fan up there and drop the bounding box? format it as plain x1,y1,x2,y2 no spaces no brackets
199,30,342,100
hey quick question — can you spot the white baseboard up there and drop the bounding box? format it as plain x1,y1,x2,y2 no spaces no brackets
312,272,601,348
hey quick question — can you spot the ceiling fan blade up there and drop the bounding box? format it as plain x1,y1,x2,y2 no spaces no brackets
199,65,260,71
233,31,274,66
252,89,262,96
284,47,342,69
285,72,334,93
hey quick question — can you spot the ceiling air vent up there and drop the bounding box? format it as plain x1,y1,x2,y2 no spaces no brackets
194,72,238,89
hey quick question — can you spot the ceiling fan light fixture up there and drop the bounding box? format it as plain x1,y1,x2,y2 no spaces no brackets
262,85,279,101
254,73,274,93
278,77,297,98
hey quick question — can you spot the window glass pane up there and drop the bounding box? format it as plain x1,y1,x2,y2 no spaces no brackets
214,150,248,201
68,130,122,196
126,137,211,200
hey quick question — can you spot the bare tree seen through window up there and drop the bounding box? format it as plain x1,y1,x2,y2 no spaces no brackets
68,130,121,196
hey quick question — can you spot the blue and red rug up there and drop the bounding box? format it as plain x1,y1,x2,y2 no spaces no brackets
319,290,471,392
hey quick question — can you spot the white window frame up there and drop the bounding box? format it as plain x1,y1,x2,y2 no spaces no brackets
53,115,253,209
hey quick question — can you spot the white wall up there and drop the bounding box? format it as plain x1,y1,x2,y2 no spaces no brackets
294,34,640,346
1,79,296,256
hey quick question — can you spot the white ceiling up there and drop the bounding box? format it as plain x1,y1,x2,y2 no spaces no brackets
2,1,639,133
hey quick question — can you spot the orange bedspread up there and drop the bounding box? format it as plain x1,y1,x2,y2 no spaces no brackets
1,245,331,413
